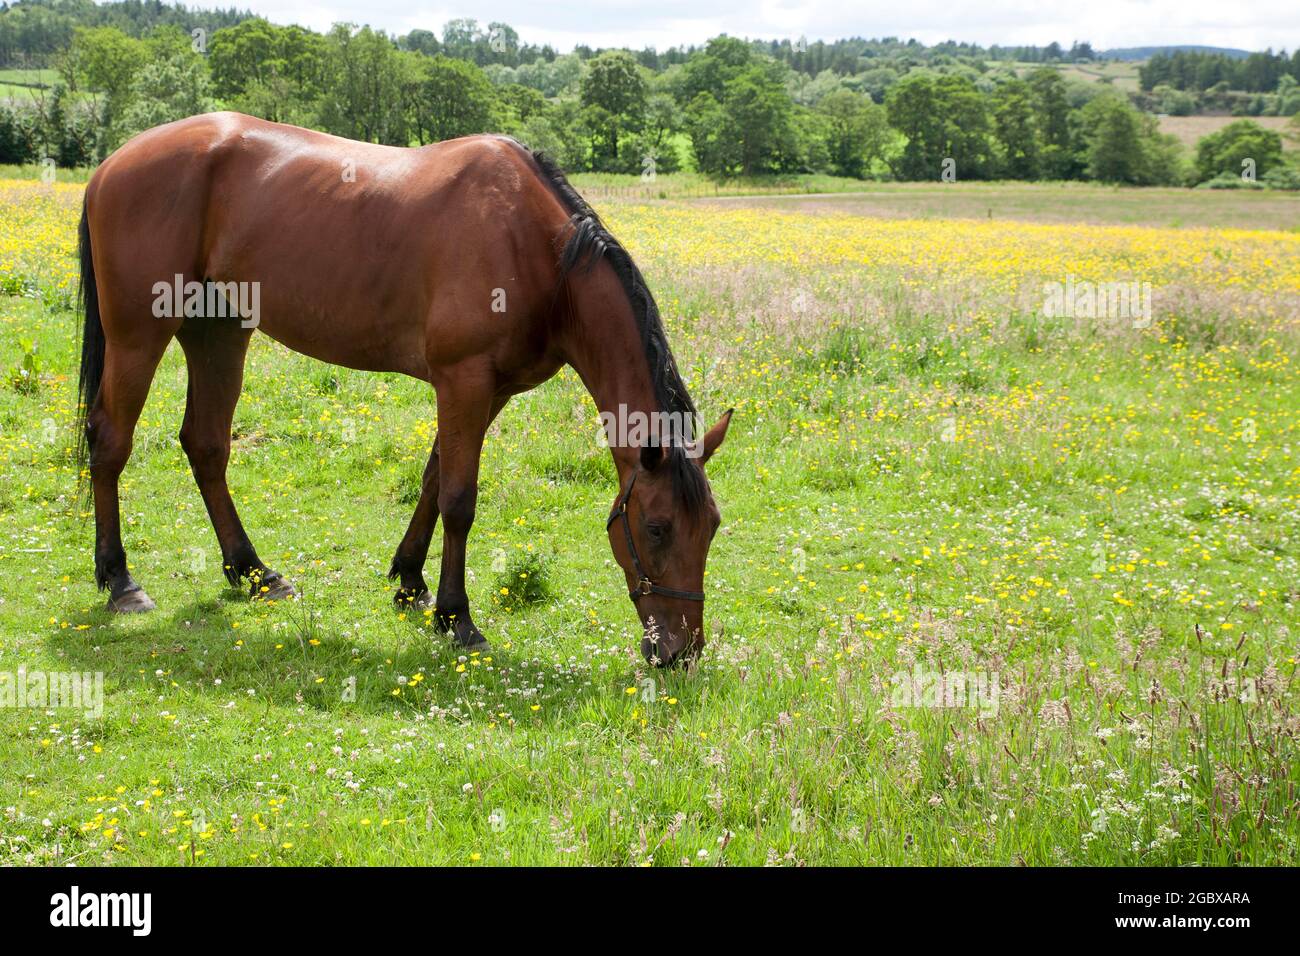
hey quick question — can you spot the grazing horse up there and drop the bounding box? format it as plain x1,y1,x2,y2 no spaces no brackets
75,112,731,666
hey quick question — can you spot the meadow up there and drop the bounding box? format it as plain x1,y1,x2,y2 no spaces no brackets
580,174,1300,230
0,177,1298,866
1156,114,1297,152
0,67,58,101
1048,61,1143,93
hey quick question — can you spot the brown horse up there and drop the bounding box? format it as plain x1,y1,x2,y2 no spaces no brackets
75,112,731,667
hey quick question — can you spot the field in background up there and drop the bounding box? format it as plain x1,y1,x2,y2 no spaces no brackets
690,181,1300,230
0,163,91,184
1,180,1298,865
569,176,1300,231
0,68,60,101
1158,114,1298,151
570,169,877,201
1037,60,1143,92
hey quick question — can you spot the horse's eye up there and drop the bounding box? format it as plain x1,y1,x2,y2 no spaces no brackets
646,522,670,543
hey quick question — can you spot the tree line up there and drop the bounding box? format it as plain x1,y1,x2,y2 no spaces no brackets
0,2,1106,73
0,0,246,63
0,8,1295,189
1140,49,1300,94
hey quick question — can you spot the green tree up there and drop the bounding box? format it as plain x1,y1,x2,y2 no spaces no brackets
217,22,328,126
34,80,99,165
513,53,582,98
141,24,193,62
0,3,77,67
68,26,144,119
0,101,41,165
440,18,481,61
887,72,992,180
684,90,729,174
115,49,214,148
626,92,683,175
1277,75,1300,117
400,29,439,57
688,62,798,175
787,105,831,173
1027,67,1073,179
580,50,647,170
1153,84,1197,116
317,24,409,145
1077,93,1145,182
540,97,589,168
680,35,753,103
885,72,941,179
991,79,1040,179
209,17,276,97
1071,92,1182,185
410,54,500,145
817,88,889,178
1195,119,1284,182
498,83,547,124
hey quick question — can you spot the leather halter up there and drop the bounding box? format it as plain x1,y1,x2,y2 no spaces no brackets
606,471,706,603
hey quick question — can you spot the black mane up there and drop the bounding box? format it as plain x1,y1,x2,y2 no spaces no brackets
526,147,709,513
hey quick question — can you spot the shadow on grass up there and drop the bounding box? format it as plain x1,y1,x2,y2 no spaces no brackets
48,583,611,723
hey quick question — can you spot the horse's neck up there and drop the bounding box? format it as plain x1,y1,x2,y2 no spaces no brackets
560,270,660,478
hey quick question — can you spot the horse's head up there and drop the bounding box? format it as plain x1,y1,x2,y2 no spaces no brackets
607,410,732,667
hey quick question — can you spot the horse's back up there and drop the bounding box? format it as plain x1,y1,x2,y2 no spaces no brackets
84,113,569,379
93,112,541,208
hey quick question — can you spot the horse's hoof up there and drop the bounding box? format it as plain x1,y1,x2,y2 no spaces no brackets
461,634,492,654
395,588,434,609
452,621,491,654
107,587,156,613
434,610,491,654
253,574,297,602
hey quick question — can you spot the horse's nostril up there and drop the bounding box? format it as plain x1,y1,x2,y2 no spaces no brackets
642,634,679,668
644,634,697,668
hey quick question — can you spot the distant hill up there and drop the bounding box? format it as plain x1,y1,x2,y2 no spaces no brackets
1100,45,1252,61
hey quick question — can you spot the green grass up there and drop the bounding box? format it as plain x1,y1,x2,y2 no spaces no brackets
1003,59,1143,92
0,68,60,86
0,68,55,95
0,68,70,104
0,163,92,184
0,185,1297,866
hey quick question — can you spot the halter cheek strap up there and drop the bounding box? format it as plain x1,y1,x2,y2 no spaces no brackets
605,471,706,603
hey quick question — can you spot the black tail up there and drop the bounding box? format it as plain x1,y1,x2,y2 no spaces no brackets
75,199,104,483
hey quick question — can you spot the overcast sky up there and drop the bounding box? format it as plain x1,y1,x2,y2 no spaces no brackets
234,1,1298,53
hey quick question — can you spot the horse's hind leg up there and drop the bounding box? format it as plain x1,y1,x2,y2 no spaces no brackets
389,435,440,607
176,323,296,601
390,392,509,616
89,337,170,612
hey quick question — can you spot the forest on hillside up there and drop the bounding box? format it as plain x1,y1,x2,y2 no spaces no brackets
1,0,1297,188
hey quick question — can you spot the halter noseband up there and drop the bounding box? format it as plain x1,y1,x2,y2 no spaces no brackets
605,471,706,604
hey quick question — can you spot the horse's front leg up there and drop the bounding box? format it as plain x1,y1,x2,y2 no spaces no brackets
390,394,510,612
428,373,501,652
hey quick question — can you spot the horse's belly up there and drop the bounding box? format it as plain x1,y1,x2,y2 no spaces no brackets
227,279,427,379
206,236,431,379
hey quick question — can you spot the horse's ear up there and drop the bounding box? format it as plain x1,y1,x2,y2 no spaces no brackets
640,443,665,472
700,408,734,464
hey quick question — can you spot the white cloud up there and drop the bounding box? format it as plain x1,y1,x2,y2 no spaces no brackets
234,0,1300,52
